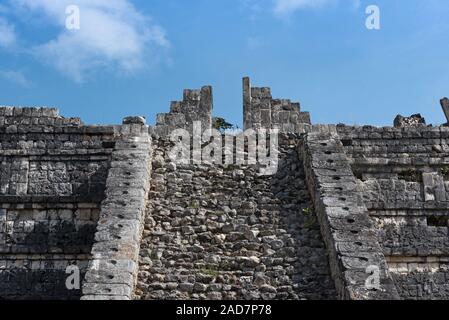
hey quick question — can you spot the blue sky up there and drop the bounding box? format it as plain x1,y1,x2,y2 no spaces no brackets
0,0,449,127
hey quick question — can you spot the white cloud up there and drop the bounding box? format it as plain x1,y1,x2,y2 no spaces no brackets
0,70,31,87
241,0,267,21
0,17,17,48
10,0,169,82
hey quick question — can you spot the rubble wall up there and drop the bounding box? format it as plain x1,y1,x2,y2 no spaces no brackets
135,134,337,300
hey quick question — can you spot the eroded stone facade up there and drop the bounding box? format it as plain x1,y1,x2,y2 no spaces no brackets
135,134,336,300
1,78,448,300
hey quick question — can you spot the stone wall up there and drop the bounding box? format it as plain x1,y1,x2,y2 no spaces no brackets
2,78,449,301
134,134,336,300
0,204,99,300
150,86,213,138
82,121,152,300
300,126,399,299
243,77,311,133
0,107,116,300
336,125,449,299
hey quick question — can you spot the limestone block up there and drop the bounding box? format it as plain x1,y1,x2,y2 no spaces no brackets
422,172,445,202
441,97,449,123
122,116,146,125
394,114,426,128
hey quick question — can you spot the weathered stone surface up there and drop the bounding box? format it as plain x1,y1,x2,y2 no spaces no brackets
150,86,213,138
2,80,449,301
0,108,113,300
243,77,311,132
394,114,426,128
81,124,151,300
134,134,336,300
337,124,449,300
123,116,146,125
300,128,400,300
441,97,449,123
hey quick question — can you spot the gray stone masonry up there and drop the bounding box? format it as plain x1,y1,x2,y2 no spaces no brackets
441,98,449,124
2,79,449,300
299,125,399,300
150,86,213,138
81,121,152,300
135,134,336,300
0,106,82,128
394,114,426,128
243,77,311,133
0,107,115,300
337,124,449,299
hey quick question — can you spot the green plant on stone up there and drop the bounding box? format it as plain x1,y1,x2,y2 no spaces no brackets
302,207,312,215
189,200,200,209
212,117,236,133
441,166,449,179
302,207,316,230
211,210,225,216
200,265,219,278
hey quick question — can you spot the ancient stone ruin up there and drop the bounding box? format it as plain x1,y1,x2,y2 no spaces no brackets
1,77,449,300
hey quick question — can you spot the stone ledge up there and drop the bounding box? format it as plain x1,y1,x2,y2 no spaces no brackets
300,128,400,300
81,124,151,300
0,196,103,205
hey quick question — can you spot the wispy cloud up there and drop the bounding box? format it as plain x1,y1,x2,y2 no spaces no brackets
241,0,267,21
0,17,17,48
0,70,31,87
7,0,169,82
